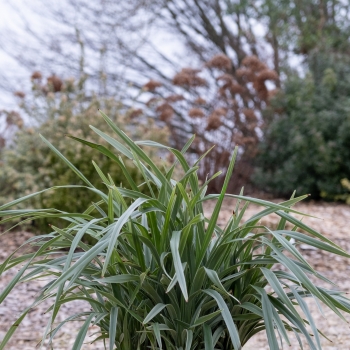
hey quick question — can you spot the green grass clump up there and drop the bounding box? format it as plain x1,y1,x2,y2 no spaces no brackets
1,111,350,349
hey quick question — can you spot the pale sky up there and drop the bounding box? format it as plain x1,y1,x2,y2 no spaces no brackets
0,0,30,109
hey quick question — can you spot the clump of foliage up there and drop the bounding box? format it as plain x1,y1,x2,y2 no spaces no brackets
0,74,168,231
254,55,350,200
142,54,278,193
331,178,350,204
1,111,350,349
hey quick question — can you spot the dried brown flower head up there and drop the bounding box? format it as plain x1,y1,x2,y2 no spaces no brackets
217,74,234,83
242,108,257,121
156,103,174,122
6,111,23,128
236,67,255,81
31,71,42,80
143,80,163,91
181,68,201,75
206,110,223,131
206,54,232,71
47,75,63,92
257,69,279,82
241,55,267,72
218,87,228,97
231,84,245,95
128,108,143,119
146,97,159,107
214,108,227,116
173,68,207,87
188,108,205,118
232,134,244,145
14,91,25,98
253,80,268,100
247,122,258,131
242,136,257,145
194,97,207,105
166,94,185,103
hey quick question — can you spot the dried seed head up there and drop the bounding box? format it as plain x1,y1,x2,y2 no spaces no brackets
166,94,185,103
156,103,174,122
14,91,25,98
206,110,223,131
257,69,279,82
242,136,257,145
232,133,244,145
206,54,232,71
47,75,63,92
6,111,22,126
128,108,143,119
217,74,234,83
146,97,159,107
31,71,42,80
253,80,268,100
143,80,162,91
242,108,257,121
188,108,205,118
236,67,255,81
182,68,201,75
230,84,245,95
214,108,227,116
194,97,207,105
242,55,267,71
173,68,207,87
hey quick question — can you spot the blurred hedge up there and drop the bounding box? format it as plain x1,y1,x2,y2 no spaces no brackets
0,75,169,231
254,56,350,200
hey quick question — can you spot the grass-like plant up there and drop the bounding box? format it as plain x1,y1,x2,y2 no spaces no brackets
1,111,350,350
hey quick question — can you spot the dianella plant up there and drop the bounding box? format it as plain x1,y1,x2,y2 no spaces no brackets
1,111,350,350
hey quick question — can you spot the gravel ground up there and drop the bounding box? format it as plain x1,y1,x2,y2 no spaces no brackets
1,199,350,349
0,231,105,350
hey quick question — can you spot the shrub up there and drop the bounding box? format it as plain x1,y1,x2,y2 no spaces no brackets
142,55,278,193
1,111,350,349
254,56,350,200
0,75,168,231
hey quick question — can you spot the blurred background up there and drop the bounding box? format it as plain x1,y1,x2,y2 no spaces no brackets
1,0,350,222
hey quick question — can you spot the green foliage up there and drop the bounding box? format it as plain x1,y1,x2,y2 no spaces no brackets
0,77,168,231
1,112,350,349
254,56,350,199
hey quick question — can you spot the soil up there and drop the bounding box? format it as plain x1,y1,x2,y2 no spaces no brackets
1,199,350,349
